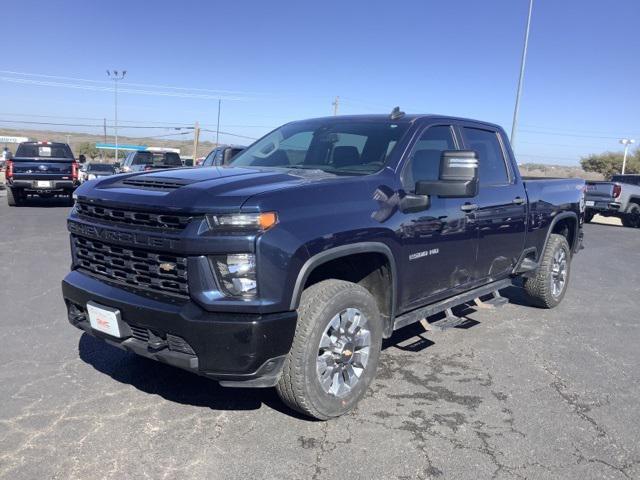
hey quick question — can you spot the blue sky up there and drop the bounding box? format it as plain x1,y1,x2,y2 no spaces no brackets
2,0,638,164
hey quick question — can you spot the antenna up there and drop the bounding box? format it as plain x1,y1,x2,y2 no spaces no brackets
390,106,405,120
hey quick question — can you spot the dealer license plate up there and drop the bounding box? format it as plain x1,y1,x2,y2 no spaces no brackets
87,301,123,338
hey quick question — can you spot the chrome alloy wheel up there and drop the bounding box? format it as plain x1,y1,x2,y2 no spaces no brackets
551,248,568,297
316,308,371,398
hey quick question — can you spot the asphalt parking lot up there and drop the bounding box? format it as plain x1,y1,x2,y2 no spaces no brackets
0,196,639,480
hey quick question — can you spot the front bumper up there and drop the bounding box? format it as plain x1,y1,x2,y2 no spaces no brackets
62,270,297,387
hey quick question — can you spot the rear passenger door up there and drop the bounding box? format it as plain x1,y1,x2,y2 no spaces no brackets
459,125,527,281
397,124,479,309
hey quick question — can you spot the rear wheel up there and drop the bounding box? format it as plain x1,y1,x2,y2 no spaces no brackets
276,279,383,420
7,187,22,206
524,233,571,308
584,210,594,223
622,203,640,228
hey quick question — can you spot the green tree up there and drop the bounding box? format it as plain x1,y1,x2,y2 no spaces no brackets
580,150,640,179
77,142,100,160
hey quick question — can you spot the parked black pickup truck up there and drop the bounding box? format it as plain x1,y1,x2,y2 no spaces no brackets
62,112,585,419
5,141,79,206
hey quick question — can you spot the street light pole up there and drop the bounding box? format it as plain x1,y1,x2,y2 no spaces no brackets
106,70,126,162
620,138,635,174
216,99,221,146
510,0,534,148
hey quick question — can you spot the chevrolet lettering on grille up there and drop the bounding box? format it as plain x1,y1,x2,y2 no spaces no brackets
67,220,176,249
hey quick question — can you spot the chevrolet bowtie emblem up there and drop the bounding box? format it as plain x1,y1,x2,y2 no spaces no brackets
159,262,176,273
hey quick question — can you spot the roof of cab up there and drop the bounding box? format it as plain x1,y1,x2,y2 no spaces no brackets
288,114,505,131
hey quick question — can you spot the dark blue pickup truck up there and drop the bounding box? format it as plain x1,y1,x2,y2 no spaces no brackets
62,112,585,419
6,141,80,206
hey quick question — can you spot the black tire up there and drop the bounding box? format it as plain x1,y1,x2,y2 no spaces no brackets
622,203,640,228
276,279,383,420
524,234,571,309
7,187,21,206
584,210,594,223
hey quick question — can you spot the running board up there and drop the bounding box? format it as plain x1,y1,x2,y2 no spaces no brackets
393,279,513,331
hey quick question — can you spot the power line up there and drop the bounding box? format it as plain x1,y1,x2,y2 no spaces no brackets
0,70,260,96
520,123,638,137
0,77,249,101
0,112,276,129
518,129,635,140
200,128,258,140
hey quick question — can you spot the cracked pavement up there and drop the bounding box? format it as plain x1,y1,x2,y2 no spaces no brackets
1,198,639,479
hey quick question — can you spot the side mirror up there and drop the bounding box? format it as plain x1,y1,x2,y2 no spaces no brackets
415,150,479,198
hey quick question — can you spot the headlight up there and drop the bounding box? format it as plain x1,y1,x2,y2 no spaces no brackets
206,212,277,232
211,253,257,297
88,174,96,180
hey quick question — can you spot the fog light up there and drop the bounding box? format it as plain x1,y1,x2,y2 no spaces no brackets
212,253,257,297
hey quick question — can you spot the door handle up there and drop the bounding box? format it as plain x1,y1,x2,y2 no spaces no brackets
460,203,478,212
512,197,525,205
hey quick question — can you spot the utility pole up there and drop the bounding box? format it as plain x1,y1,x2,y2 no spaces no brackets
107,69,127,161
620,138,635,174
103,118,107,143
332,96,339,116
193,121,200,160
216,99,221,146
510,0,534,148
66,134,71,145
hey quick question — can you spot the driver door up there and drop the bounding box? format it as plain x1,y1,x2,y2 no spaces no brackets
397,124,479,310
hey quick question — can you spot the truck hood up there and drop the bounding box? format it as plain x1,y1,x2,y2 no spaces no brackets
74,166,337,213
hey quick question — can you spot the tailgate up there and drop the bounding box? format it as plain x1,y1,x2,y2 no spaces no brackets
585,182,615,200
12,160,73,178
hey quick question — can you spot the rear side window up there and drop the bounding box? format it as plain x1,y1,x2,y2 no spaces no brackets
403,125,456,190
612,175,640,186
164,152,182,166
462,127,509,185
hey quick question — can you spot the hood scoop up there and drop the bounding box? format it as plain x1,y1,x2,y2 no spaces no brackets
120,176,197,191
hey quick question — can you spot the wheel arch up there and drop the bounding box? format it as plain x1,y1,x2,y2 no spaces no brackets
542,212,579,255
289,242,398,336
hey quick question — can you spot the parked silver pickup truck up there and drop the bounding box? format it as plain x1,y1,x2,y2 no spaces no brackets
585,174,640,227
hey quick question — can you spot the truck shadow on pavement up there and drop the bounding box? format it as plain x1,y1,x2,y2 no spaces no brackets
77,333,310,419
12,197,73,208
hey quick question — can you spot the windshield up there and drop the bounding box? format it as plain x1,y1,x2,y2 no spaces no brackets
228,119,410,175
87,164,115,172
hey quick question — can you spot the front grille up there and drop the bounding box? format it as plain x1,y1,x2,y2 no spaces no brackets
72,235,189,298
76,202,192,230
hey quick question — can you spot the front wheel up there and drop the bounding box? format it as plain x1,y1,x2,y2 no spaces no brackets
276,279,383,420
622,203,640,228
524,234,571,308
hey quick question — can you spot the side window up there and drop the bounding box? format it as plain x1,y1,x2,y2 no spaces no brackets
133,152,152,165
202,149,216,167
462,127,509,185
165,153,182,166
403,125,455,191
